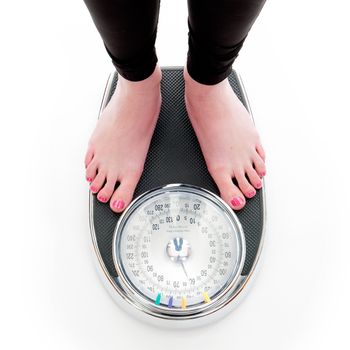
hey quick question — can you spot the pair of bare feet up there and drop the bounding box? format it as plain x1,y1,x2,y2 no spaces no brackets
84,64,266,213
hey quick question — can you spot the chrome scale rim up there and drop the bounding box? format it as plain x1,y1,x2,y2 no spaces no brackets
112,183,246,320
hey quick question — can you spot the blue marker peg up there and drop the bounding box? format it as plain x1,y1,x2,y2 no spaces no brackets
173,237,183,251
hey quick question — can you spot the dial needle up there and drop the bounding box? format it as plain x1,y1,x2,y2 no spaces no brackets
179,259,188,278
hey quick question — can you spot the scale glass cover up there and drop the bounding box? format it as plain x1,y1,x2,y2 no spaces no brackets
112,183,245,319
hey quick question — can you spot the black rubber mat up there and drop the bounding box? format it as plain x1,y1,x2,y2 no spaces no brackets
91,67,264,278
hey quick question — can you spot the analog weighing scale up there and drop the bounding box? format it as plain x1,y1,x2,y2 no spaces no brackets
89,67,266,328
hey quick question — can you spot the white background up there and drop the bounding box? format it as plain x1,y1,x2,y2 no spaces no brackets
0,0,349,348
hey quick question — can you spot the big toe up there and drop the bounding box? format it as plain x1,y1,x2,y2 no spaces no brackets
210,168,246,210
109,173,140,213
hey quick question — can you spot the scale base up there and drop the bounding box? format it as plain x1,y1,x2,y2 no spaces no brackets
89,66,266,327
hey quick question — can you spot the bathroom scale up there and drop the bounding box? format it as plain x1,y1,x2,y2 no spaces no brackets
89,66,266,328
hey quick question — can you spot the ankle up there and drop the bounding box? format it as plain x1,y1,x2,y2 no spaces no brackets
118,64,162,92
183,65,226,99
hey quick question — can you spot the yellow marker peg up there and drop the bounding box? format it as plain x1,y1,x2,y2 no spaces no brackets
202,292,211,303
181,297,187,309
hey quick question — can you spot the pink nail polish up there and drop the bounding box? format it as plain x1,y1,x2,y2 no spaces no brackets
98,195,107,202
86,177,92,182
256,181,262,188
113,199,125,210
247,190,256,198
90,186,98,192
260,171,266,177
231,197,244,207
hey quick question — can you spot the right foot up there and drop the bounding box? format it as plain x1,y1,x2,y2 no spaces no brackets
84,65,162,213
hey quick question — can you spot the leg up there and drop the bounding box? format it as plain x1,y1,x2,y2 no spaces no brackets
83,0,162,212
83,0,161,81
184,0,267,210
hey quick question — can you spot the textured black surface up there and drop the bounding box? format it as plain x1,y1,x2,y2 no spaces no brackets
92,67,264,277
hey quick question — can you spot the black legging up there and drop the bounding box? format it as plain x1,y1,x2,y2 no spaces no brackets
83,0,266,85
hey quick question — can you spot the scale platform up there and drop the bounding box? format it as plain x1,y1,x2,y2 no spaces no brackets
89,66,266,327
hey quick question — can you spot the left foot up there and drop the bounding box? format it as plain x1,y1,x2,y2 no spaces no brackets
184,66,266,211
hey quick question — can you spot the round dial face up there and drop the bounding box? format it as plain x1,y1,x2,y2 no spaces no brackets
113,184,245,314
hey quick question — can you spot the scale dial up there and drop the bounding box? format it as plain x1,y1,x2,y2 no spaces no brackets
112,184,245,318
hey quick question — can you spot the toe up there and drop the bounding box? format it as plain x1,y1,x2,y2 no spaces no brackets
235,168,257,199
84,146,94,169
256,143,266,162
209,168,246,210
246,165,263,190
110,173,140,213
96,174,119,203
253,153,266,178
90,170,107,194
85,160,98,183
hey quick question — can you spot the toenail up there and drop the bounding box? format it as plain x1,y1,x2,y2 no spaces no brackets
113,199,125,210
98,195,107,202
247,190,256,198
260,171,266,177
90,186,98,192
256,181,262,188
86,177,92,182
230,196,244,207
